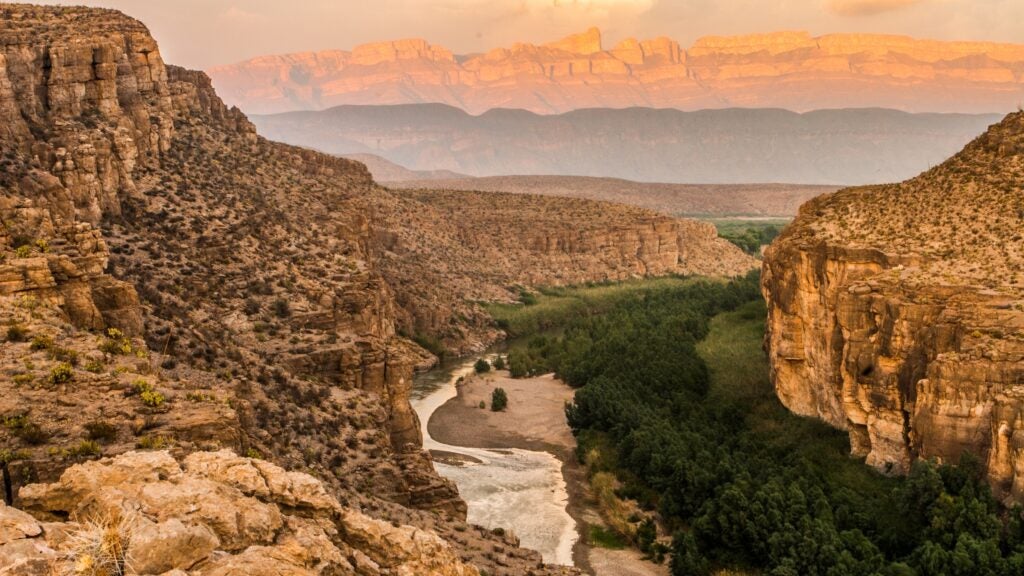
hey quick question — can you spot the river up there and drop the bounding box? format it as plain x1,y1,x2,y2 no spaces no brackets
410,357,579,566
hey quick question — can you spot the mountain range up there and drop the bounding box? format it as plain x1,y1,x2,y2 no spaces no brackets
253,105,1000,185
208,28,1024,116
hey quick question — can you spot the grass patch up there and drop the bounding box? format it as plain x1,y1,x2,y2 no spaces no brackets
589,525,629,550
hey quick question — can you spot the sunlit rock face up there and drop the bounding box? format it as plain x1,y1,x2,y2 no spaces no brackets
209,29,1024,115
762,111,1024,501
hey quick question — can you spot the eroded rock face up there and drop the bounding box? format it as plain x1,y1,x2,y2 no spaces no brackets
763,112,1024,500
6,450,479,576
208,28,1024,115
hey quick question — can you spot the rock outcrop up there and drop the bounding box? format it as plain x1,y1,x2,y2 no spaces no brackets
208,29,1024,115
0,5,749,574
2,450,479,576
763,112,1024,501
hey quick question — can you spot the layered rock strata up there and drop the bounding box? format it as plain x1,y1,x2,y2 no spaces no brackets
0,5,751,574
209,28,1024,115
763,112,1024,500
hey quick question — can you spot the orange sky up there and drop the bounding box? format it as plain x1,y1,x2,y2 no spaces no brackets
32,0,1024,69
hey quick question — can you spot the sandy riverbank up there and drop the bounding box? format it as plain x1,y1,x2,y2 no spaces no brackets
429,370,669,576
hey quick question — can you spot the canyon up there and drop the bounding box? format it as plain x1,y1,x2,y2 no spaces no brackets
0,4,753,574
252,104,1000,185
208,28,1024,116
762,111,1024,500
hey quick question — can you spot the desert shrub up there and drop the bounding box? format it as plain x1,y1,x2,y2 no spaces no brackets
5,323,28,342
130,379,166,408
98,328,133,356
12,373,33,386
49,346,79,366
272,298,291,318
136,434,172,450
492,356,506,370
474,358,491,373
48,362,74,384
491,387,508,412
68,440,101,458
30,334,53,350
84,421,118,442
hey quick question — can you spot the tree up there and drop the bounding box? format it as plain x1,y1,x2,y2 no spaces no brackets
474,358,491,373
491,387,508,412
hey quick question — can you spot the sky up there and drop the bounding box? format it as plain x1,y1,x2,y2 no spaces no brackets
33,0,1024,69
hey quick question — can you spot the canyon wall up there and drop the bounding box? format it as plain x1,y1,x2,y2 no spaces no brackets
209,28,1024,115
762,112,1024,500
1,6,751,573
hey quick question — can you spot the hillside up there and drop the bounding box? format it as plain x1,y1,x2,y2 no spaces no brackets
208,28,1024,115
253,104,999,185
388,175,837,217
0,5,752,575
762,111,1024,500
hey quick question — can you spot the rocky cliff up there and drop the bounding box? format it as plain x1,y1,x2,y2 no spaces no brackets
762,112,1024,501
0,5,750,573
209,28,1024,115
1,449,479,576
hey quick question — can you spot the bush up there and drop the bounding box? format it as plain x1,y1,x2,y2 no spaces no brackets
492,356,506,370
48,362,74,384
98,328,133,356
491,387,508,412
474,358,491,373
84,421,118,442
272,298,291,318
131,379,166,408
5,324,28,342
30,334,53,351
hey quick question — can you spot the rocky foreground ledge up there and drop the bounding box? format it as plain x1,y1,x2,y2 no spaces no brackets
0,449,478,575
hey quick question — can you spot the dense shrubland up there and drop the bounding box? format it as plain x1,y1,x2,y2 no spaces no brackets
493,272,1024,575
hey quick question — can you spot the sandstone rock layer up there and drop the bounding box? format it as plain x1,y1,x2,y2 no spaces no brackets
763,112,1024,500
209,29,1024,115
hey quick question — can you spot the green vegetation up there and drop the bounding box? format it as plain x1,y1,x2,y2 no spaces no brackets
474,358,492,373
98,328,133,356
589,525,629,549
491,387,508,412
84,421,118,442
48,362,74,385
492,355,506,370
487,276,696,339
131,379,166,408
494,272,1024,575
5,323,28,342
709,218,788,255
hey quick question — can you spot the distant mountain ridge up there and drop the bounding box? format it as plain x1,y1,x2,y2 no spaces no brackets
253,104,1001,185
209,28,1024,115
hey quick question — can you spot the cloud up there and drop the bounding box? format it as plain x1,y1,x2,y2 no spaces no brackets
827,0,925,16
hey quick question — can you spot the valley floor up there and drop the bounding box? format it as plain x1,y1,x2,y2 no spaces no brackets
429,371,668,576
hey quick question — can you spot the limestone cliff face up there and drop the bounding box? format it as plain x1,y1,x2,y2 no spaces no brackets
209,29,1024,115
0,3,457,517
1,450,479,576
763,112,1024,500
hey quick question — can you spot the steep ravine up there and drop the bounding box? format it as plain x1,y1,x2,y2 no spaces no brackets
763,112,1024,501
0,5,751,574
